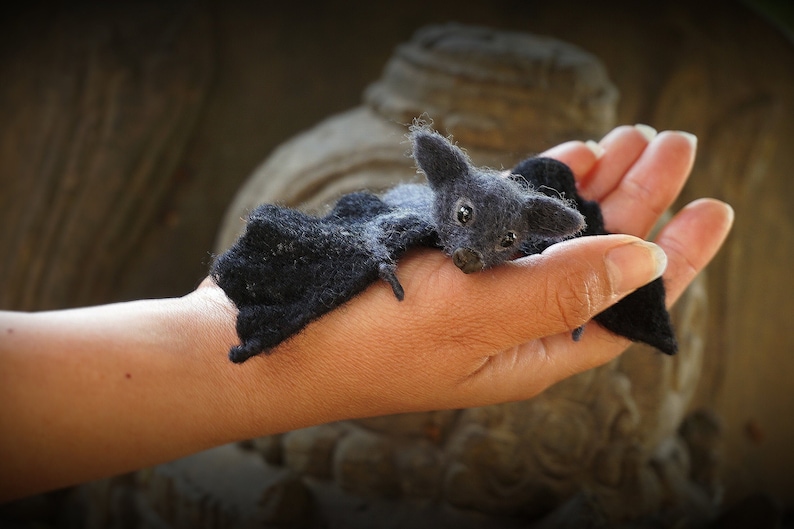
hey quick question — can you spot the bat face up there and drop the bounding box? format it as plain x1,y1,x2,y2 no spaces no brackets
411,128,585,274
434,173,534,272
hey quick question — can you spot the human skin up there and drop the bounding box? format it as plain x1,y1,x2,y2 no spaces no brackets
0,125,734,502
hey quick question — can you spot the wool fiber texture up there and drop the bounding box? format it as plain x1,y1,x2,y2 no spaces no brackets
211,128,676,362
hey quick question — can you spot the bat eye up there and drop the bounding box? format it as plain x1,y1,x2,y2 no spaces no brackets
457,204,473,225
500,232,517,248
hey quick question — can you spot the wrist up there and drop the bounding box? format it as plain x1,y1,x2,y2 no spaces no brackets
182,278,240,360
177,280,336,439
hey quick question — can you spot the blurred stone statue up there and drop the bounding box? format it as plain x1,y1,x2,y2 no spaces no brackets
202,23,714,528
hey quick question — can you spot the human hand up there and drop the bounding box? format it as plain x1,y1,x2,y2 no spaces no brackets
196,125,734,435
0,125,733,501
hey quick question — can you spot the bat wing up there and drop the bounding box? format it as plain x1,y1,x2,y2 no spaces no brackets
511,157,678,355
212,203,383,362
594,278,677,355
212,194,439,363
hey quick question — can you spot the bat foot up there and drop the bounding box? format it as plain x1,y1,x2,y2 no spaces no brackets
572,325,585,341
378,263,405,301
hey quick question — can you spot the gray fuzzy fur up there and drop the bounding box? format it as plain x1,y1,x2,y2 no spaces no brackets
403,127,585,272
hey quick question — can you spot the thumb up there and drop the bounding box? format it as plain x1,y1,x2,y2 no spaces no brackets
430,234,668,350
534,234,667,333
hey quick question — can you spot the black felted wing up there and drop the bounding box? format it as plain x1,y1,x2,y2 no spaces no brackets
511,157,677,355
211,192,437,363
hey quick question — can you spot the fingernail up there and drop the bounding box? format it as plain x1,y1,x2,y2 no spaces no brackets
673,130,698,149
585,140,605,159
634,123,658,141
605,240,668,296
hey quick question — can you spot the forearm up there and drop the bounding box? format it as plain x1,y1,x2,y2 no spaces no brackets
0,277,424,502
0,288,266,501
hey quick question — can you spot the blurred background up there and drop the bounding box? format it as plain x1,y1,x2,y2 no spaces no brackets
1,0,792,526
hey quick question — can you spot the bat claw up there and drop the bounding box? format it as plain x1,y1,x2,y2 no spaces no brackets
379,263,405,301
229,339,271,364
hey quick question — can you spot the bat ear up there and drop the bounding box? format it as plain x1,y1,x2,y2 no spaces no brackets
524,194,586,239
411,130,470,189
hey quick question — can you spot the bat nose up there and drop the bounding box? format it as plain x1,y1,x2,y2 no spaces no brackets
452,247,483,274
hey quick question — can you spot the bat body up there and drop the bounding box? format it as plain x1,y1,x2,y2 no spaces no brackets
212,128,676,363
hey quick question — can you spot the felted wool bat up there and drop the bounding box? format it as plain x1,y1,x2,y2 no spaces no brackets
211,127,676,363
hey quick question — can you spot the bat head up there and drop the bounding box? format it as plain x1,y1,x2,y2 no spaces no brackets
411,128,585,273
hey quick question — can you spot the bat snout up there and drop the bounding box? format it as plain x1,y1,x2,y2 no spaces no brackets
452,247,484,274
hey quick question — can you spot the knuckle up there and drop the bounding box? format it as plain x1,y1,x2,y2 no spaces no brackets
544,267,608,331
624,178,665,218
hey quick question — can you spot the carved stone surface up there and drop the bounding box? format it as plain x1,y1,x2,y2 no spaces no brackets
138,445,313,529
282,424,348,479
364,23,618,152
